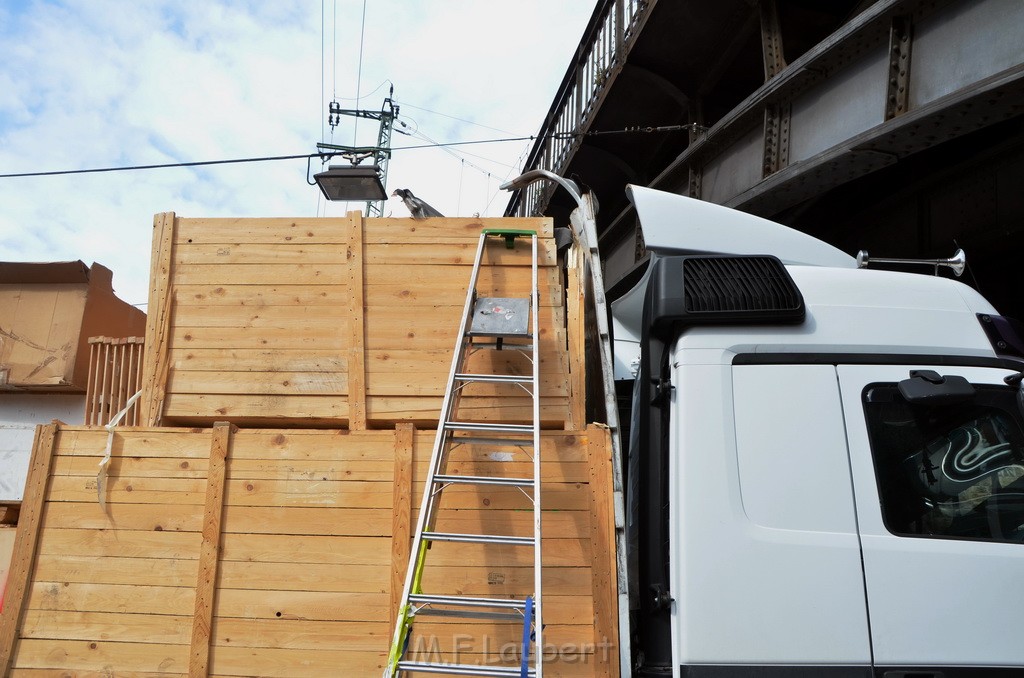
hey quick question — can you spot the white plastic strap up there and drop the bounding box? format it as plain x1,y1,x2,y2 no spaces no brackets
97,390,143,511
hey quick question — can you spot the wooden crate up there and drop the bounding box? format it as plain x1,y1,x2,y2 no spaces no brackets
138,213,579,429
0,423,618,677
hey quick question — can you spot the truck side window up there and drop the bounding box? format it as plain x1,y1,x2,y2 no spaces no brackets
863,384,1024,543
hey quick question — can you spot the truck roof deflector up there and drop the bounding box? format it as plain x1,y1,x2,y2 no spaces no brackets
625,185,856,268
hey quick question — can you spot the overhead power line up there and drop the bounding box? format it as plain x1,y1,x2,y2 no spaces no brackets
0,125,695,179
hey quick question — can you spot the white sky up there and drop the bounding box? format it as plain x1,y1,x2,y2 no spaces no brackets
0,1,593,306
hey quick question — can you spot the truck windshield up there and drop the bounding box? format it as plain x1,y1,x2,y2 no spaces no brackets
863,383,1024,543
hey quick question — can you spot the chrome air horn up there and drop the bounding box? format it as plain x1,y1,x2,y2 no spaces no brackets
856,248,966,277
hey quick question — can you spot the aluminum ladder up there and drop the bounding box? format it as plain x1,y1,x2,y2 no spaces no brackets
385,229,543,678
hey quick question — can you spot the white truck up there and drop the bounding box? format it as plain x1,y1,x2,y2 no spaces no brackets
609,186,1024,677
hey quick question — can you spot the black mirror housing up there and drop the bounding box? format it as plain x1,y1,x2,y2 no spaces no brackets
898,370,976,405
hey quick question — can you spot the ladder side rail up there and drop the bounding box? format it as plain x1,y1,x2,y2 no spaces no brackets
571,195,631,677
530,233,543,677
386,230,491,676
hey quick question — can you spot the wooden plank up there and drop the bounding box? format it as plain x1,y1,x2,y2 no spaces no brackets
11,669,185,678
174,284,346,307
190,422,232,678
367,371,567,398
365,395,570,426
162,394,347,424
170,348,346,373
390,423,414,630
362,216,553,241
393,595,590,626
210,617,389,651
347,211,368,430
415,565,592,597
171,263,346,286
567,244,587,428
0,422,58,677
214,589,387,622
51,428,587,462
37,527,201,560
365,241,557,266
21,609,191,644
404,620,596,650
171,303,348,328
11,638,188,673
140,211,177,426
221,479,587,510
170,325,347,350
416,539,589,568
365,269,562,301
51,454,210,479
364,263,561,289
175,242,346,265
222,506,392,536
587,425,619,678
53,428,213,458
395,651,598,678
174,217,349,244
364,311,565,347
218,506,587,538
26,581,195,616
209,645,386,678
218,561,387,593
47,475,207,505
41,501,203,531
34,554,199,587
429,510,590,538
219,534,390,566
229,430,398,461
168,370,347,396
366,348,567,378
226,459,393,482
364,279,562,308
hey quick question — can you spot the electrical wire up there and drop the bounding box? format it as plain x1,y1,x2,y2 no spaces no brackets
0,126,690,179
394,100,521,137
353,0,368,146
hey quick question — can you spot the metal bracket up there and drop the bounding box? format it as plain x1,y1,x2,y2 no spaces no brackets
885,16,913,120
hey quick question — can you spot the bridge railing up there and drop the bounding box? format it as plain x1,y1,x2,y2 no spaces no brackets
510,0,652,217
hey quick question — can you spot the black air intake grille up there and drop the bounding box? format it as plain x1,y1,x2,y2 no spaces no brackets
683,256,802,315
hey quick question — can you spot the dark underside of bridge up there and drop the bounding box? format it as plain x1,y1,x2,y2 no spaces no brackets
513,0,1024,320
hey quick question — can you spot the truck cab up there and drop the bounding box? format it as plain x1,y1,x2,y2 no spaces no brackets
613,186,1024,677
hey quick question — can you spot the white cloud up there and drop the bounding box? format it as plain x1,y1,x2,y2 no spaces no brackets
0,0,592,306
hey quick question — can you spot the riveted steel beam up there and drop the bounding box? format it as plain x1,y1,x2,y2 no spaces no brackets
885,15,913,119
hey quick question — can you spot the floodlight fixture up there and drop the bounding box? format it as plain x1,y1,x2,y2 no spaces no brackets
313,164,387,202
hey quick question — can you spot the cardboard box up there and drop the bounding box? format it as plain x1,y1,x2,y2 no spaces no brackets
0,261,146,391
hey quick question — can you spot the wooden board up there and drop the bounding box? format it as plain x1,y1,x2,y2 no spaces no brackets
138,212,575,427
8,422,617,677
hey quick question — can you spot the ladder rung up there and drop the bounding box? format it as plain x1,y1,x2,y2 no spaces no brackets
409,594,527,610
434,474,533,488
455,372,532,385
423,531,534,547
468,340,534,351
445,421,534,434
408,607,523,621
397,661,536,677
446,435,536,448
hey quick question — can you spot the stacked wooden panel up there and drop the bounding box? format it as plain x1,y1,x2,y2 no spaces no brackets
0,423,618,677
0,211,619,677
141,213,574,429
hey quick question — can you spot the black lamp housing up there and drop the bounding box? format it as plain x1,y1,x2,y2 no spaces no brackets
313,164,387,202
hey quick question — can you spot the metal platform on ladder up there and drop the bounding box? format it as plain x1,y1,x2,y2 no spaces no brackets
385,229,543,678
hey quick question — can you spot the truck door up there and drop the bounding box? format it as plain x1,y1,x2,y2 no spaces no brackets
838,364,1024,673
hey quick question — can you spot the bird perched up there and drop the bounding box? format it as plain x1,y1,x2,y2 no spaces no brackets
392,188,444,219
